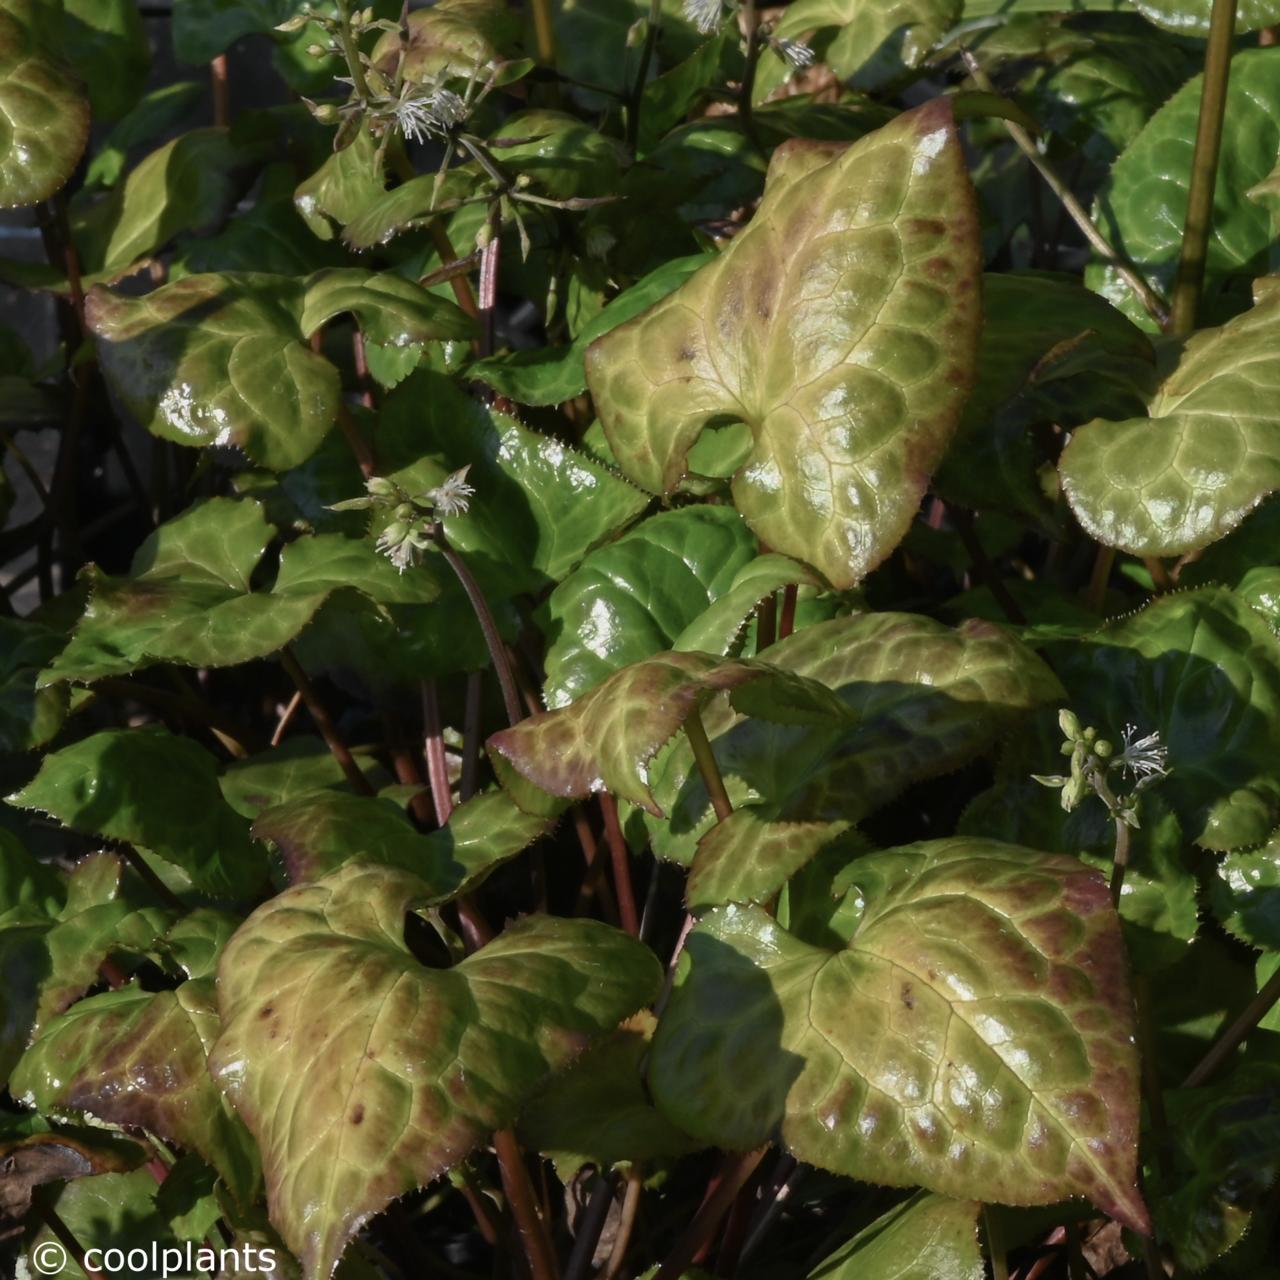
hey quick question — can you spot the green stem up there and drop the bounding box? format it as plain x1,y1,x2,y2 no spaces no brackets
960,51,1169,328
1170,0,1238,335
686,706,733,822
335,0,372,100
1183,963,1280,1087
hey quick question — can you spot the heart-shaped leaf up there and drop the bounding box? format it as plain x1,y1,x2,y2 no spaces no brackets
1060,285,1280,557
88,274,340,470
489,652,850,815
1086,48,1280,329
7,727,268,900
809,1192,983,1280
11,979,260,1203
0,0,89,208
644,612,1063,863
584,100,982,589
209,862,661,1279
649,838,1148,1231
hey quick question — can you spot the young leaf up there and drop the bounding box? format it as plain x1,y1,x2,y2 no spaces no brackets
209,862,661,1280
541,506,758,707
686,808,853,912
1210,834,1280,950
299,269,476,348
649,838,1148,1232
1060,286,1280,557
585,100,982,589
808,1192,983,1280
7,727,269,900
646,613,1062,862
489,652,850,815
10,979,261,1203
0,0,89,208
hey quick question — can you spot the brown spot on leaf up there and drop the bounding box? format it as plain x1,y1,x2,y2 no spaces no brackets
901,982,915,1010
350,1104,365,1126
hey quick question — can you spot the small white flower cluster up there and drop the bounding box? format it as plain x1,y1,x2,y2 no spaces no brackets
392,80,467,145
1116,722,1170,782
329,468,475,573
682,0,726,36
773,37,815,70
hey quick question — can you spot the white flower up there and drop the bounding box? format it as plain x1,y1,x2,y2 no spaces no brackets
682,0,725,35
375,524,417,573
428,466,475,517
1116,723,1169,782
774,37,815,69
393,82,466,144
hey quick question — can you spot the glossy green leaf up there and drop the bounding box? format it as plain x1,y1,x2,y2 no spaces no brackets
378,371,649,594
299,268,476,348
520,1011,699,1179
489,652,850,816
0,0,89,208
0,830,63,926
1130,0,1280,34
541,506,757,708
43,499,435,684
650,839,1148,1231
1087,48,1280,329
12,979,260,1203
468,253,712,407
173,0,312,62
252,786,549,896
84,82,205,189
7,727,268,900
1060,286,1280,557
1154,1068,1280,1272
371,0,523,84
0,617,69,751
1210,834,1280,950
775,0,961,90
74,128,248,282
809,1192,983,1280
686,808,853,913
646,612,1063,863
1039,587,1280,851
220,737,384,820
585,101,982,589
936,272,1154,519
294,125,386,242
88,274,340,470
210,862,661,1279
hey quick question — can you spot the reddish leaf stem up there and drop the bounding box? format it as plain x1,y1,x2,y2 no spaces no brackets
564,1174,617,1280
600,793,640,936
778,584,798,641
279,646,375,796
493,1127,561,1280
211,54,230,127
461,671,483,800
655,1149,767,1280
421,679,455,826
756,593,777,650
602,1165,644,1280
